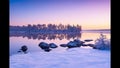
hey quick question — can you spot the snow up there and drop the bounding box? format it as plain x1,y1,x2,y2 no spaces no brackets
94,33,111,50
10,48,110,68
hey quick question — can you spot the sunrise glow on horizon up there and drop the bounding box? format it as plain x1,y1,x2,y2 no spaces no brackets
10,0,110,30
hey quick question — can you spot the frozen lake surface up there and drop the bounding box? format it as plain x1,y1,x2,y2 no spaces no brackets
10,48,110,68
10,30,110,68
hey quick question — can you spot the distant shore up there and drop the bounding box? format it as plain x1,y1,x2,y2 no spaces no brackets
82,29,110,33
82,29,110,31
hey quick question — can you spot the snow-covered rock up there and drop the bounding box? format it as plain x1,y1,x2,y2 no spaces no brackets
67,41,78,48
66,39,84,48
73,39,84,46
38,42,50,50
49,43,58,48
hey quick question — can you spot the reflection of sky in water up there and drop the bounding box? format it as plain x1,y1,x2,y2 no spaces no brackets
81,32,110,44
10,31,110,56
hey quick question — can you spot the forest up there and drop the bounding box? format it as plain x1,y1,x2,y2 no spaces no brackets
10,24,82,34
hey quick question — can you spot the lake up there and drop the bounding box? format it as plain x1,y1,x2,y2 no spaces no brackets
10,30,110,56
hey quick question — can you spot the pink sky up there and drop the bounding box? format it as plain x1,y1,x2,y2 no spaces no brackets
10,0,110,30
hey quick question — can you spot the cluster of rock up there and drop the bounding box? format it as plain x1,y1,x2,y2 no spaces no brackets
38,38,110,52
18,34,110,53
38,39,95,52
38,42,58,52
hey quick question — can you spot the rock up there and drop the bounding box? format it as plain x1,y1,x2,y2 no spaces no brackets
20,45,28,52
81,43,94,47
18,45,28,53
73,39,84,46
49,43,58,48
67,41,78,48
60,44,67,47
38,42,49,49
44,48,51,52
84,39,93,42
81,44,88,46
17,51,21,52
66,39,85,48
87,44,94,47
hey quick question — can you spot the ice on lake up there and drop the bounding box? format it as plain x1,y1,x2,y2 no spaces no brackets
10,48,110,68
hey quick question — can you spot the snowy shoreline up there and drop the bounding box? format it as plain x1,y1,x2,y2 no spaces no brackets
10,48,110,68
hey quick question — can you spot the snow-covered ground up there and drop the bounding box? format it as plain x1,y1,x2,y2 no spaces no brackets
10,48,110,68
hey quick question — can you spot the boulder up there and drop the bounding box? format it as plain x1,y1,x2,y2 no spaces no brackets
20,45,28,52
81,44,88,46
84,39,93,42
44,48,51,52
87,44,94,47
67,41,78,48
38,42,49,49
81,44,95,47
73,39,85,46
60,44,67,47
49,43,58,48
18,45,28,53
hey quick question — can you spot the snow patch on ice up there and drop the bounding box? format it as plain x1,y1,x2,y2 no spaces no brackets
10,48,110,68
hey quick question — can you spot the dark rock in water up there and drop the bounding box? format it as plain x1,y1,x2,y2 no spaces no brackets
17,51,21,52
38,42,52,52
73,39,85,46
44,48,51,52
81,41,85,44
82,44,94,47
84,39,93,42
60,44,67,47
87,44,94,47
81,44,88,46
73,39,81,46
67,41,78,48
39,42,49,49
18,45,28,53
21,45,28,52
49,43,58,48
66,39,85,48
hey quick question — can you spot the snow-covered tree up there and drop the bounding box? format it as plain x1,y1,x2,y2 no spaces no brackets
94,33,111,50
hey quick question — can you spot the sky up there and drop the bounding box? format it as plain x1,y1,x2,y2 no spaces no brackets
10,0,110,30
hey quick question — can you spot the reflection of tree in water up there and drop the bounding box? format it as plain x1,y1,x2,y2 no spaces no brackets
10,24,82,40
10,32,81,40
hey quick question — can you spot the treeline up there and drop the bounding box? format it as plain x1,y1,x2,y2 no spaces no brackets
10,24,81,33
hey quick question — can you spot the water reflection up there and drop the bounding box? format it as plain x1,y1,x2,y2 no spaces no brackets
10,32,81,40
10,31,110,55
